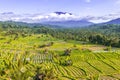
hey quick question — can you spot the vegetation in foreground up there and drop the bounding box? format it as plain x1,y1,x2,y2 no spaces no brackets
0,22,120,80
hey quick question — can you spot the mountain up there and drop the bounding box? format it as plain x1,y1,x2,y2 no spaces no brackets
104,18,120,24
0,11,95,25
42,19,94,28
54,12,72,15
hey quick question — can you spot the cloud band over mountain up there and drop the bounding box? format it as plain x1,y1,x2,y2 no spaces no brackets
0,12,120,23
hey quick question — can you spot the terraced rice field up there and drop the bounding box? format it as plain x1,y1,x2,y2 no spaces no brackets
29,50,120,80
0,34,120,80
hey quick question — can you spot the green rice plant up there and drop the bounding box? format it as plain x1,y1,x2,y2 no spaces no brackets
0,51,36,80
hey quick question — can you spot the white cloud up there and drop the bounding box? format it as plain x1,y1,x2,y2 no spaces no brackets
49,13,58,17
89,19,111,23
87,12,120,23
0,11,120,23
0,12,81,23
31,15,45,20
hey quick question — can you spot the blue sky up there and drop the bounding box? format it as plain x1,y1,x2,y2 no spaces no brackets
0,0,120,15
0,0,120,23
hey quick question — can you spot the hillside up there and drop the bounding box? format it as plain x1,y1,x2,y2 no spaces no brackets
105,18,120,24
87,24,120,37
42,20,93,28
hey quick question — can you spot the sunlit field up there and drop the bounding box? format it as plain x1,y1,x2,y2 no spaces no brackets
1,33,120,80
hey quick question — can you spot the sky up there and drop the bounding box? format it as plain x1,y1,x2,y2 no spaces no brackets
0,0,120,23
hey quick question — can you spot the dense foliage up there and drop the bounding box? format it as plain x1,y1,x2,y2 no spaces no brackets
33,24,120,47
0,22,120,48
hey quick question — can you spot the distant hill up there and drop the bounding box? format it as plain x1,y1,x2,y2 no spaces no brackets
104,18,120,24
42,20,94,28
2,17,120,29
0,21,43,27
0,19,94,28
0,21,64,29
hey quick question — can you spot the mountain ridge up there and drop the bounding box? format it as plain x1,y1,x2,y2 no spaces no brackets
42,19,94,28
104,18,120,24
1,17,120,28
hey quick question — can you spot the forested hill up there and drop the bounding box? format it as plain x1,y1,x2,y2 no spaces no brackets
0,21,120,47
86,24,120,37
